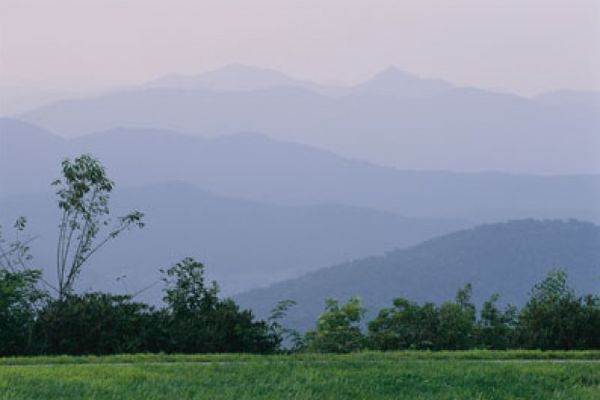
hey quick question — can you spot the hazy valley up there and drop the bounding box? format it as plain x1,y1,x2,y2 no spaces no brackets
1,65,599,333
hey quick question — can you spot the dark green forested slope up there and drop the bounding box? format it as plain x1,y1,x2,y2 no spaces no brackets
236,219,600,332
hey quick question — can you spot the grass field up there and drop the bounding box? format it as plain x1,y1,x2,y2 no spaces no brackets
1,351,599,399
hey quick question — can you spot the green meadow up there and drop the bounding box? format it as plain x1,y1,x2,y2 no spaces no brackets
1,352,599,400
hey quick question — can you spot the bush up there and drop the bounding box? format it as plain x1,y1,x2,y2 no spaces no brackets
160,257,279,353
0,269,46,355
517,270,600,350
304,297,366,353
34,293,159,355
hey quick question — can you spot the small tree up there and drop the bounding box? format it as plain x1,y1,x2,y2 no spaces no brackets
367,298,439,350
53,154,144,299
476,293,517,349
0,268,47,355
268,299,302,351
0,217,33,274
161,257,219,317
0,219,48,355
161,257,278,353
304,297,366,353
518,270,589,350
436,284,477,350
1,217,58,293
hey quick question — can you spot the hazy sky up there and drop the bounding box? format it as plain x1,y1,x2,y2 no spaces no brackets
0,0,599,96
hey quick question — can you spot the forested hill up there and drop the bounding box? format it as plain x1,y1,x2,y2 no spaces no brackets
236,219,600,332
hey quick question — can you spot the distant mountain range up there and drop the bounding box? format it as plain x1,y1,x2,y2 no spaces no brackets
142,64,455,99
0,182,467,297
12,65,600,174
2,119,599,223
1,66,598,311
0,86,83,116
141,64,321,93
235,219,600,332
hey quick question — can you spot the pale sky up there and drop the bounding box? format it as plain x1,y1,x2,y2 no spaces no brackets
0,0,599,96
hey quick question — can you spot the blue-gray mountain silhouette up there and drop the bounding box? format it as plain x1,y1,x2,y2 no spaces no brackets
15,65,600,174
235,219,600,332
0,182,467,297
1,119,599,223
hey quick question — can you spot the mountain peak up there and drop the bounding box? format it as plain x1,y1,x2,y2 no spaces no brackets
354,66,453,97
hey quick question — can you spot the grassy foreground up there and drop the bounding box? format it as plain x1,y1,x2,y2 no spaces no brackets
0,351,599,399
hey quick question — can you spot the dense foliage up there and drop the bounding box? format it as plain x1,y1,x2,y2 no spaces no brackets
517,271,600,350
1,248,599,355
302,271,599,353
304,297,365,353
159,257,279,353
0,258,281,355
0,269,46,355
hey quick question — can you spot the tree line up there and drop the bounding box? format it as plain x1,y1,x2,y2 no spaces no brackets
302,271,600,353
0,257,281,355
1,155,599,355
